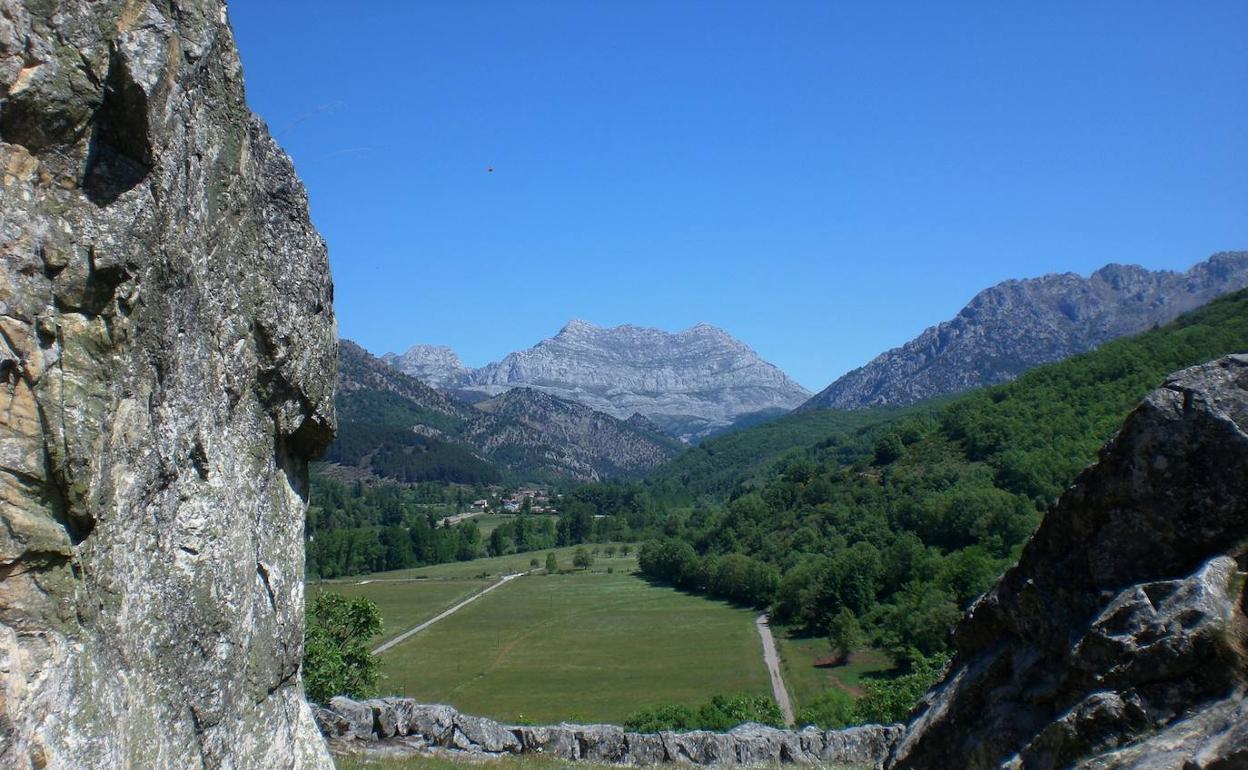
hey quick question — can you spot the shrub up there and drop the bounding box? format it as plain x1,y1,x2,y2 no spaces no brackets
796,688,855,729
303,591,382,704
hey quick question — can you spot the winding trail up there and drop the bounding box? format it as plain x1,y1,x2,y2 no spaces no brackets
371,572,526,655
755,613,795,726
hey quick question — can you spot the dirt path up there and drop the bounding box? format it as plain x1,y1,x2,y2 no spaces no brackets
755,613,795,726
371,572,526,655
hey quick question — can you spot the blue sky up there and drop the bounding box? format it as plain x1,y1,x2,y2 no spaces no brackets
230,1,1247,391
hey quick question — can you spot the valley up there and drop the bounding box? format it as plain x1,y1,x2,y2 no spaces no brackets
318,547,774,726
310,286,1248,751
7,2,1243,768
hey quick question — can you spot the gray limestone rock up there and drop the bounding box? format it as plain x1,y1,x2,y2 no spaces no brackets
887,355,1248,769
0,1,335,767
329,697,376,742
318,697,902,766
805,254,1248,411
454,713,522,753
517,725,581,758
385,320,811,442
382,345,469,388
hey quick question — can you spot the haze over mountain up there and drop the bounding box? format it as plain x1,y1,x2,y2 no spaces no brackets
385,320,811,441
804,251,1248,411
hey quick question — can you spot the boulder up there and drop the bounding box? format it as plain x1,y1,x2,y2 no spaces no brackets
329,697,377,741
888,356,1248,769
516,725,581,759
453,713,522,753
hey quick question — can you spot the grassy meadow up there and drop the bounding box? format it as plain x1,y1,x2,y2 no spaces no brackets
771,630,895,712
333,545,769,725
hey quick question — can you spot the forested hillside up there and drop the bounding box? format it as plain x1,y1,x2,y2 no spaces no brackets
633,289,1248,664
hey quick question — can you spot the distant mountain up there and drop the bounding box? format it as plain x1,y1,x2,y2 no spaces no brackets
804,251,1248,411
384,320,810,441
331,341,680,482
380,345,468,388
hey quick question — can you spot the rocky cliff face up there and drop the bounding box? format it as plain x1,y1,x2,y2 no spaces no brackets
806,253,1248,411
888,355,1248,769
0,2,335,768
387,320,810,442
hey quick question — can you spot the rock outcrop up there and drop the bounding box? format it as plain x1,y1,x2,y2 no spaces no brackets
888,355,1248,769
1,1,334,768
316,697,903,767
385,320,811,442
805,253,1248,411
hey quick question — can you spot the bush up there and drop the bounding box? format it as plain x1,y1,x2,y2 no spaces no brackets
796,688,855,729
303,591,383,703
623,694,784,733
853,654,948,724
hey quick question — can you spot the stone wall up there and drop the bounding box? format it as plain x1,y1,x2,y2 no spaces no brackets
316,697,902,767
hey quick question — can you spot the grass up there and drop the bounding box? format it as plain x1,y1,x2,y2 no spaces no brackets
342,545,636,582
312,580,489,644
372,569,768,725
474,514,517,536
772,629,894,710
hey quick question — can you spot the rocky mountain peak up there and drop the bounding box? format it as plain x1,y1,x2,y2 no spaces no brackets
805,252,1248,411
382,320,809,441
381,343,468,388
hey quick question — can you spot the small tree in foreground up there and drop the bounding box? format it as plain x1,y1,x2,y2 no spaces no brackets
573,547,593,569
303,591,382,703
545,552,558,572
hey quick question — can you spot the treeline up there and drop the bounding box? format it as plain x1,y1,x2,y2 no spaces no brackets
628,290,1248,667
307,475,645,578
324,421,500,484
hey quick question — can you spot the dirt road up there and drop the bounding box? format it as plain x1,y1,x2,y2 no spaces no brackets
371,572,526,655
755,613,795,726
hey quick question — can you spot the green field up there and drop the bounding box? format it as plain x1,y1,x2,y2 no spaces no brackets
773,629,894,710
313,579,488,643
362,566,767,724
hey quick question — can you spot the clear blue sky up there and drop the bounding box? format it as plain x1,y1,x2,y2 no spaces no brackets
230,1,1247,391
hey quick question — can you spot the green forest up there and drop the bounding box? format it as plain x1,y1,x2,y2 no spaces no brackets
634,289,1248,667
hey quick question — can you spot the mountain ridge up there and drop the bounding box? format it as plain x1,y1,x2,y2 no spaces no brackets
335,341,681,482
803,251,1248,411
382,320,811,441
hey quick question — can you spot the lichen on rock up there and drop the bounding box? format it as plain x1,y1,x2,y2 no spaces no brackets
1,1,335,767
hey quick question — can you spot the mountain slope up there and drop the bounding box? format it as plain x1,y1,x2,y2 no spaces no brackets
332,341,680,482
385,320,810,441
630,289,1248,694
652,287,1248,507
475,388,685,477
804,251,1248,411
